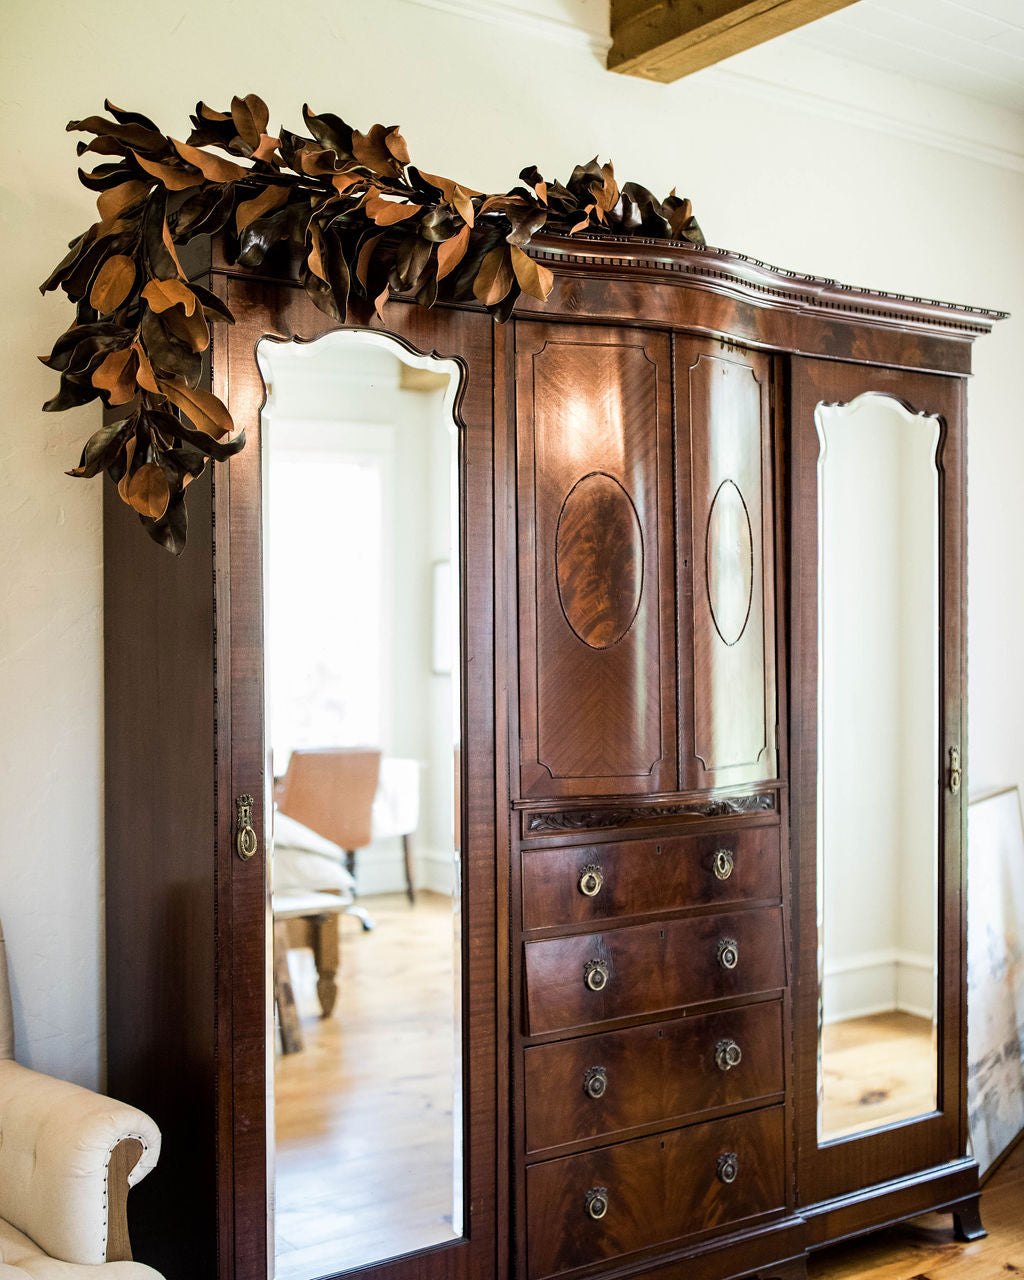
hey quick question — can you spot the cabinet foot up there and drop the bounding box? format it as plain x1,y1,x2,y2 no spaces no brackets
951,1193,986,1242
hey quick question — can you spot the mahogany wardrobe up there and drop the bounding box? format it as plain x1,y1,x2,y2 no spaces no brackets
103,230,1002,1280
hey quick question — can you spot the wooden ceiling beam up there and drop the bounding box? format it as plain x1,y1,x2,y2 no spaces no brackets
608,0,862,83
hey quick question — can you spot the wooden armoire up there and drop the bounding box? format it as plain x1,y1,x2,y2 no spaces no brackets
103,230,1003,1280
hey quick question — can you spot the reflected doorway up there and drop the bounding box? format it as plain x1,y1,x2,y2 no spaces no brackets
258,332,464,1277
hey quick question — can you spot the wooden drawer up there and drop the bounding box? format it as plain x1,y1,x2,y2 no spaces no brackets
524,1000,783,1153
524,907,785,1036
522,826,781,930
526,1105,786,1278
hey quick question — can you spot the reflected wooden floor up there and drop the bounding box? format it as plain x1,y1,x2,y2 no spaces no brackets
821,1011,936,1140
810,1139,1024,1278
274,892,459,1280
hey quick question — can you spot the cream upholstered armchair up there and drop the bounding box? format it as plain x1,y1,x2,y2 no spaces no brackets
0,921,164,1278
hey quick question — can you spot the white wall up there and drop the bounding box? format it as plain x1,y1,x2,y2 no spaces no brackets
1,0,1022,1086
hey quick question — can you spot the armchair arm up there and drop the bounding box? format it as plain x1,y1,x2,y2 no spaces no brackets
0,1060,160,1266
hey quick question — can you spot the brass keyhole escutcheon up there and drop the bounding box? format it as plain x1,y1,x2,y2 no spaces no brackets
585,1187,609,1220
235,794,257,861
717,937,739,970
713,848,735,880
583,1066,608,1099
715,1039,743,1072
584,959,610,992
579,864,604,897
717,1152,739,1185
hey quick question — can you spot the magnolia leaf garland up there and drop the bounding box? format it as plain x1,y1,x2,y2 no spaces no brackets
41,94,705,553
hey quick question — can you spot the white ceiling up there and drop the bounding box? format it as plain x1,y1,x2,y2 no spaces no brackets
790,0,1024,114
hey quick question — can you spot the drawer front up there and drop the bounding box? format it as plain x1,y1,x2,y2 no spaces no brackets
526,1106,786,1278
524,1000,783,1153
522,826,781,930
524,907,785,1035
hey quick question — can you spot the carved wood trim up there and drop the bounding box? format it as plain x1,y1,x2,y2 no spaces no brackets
521,789,777,836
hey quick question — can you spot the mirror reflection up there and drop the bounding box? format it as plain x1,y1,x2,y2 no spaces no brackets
816,393,940,1142
259,332,463,1277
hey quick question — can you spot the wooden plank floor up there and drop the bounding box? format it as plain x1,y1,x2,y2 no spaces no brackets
821,1011,936,1140
274,892,460,1280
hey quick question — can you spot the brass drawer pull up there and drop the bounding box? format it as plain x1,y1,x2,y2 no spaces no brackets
235,794,257,861
949,745,962,795
715,1038,743,1071
585,1186,609,1220
584,959,610,992
717,1152,739,1185
578,863,604,897
713,848,735,880
718,937,739,970
583,1066,608,1099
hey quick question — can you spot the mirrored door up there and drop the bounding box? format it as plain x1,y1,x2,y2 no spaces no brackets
790,357,966,1206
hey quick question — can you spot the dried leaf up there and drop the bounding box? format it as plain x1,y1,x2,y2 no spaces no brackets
92,347,137,404
132,341,159,393
365,187,421,226
97,179,150,223
510,246,554,301
67,419,133,478
143,278,197,315
158,378,235,439
89,255,136,312
356,232,385,289
385,126,410,166
171,138,249,183
251,134,281,164
117,435,138,505
133,151,203,191
436,225,470,284
307,222,327,282
126,463,171,519
230,94,269,149
163,304,211,354
374,285,390,322
452,185,475,228
236,184,289,233
473,245,514,307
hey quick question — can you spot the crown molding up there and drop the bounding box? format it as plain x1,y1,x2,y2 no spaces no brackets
705,65,1024,176
393,0,611,54
392,0,1024,174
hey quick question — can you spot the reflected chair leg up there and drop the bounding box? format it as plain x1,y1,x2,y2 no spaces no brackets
951,1194,986,1241
311,913,340,1018
403,833,415,905
273,920,303,1054
345,904,376,931
345,849,356,879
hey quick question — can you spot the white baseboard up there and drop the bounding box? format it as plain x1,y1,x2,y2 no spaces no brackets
822,948,935,1024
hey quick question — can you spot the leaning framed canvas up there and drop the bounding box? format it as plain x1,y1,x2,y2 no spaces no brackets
967,785,1024,1179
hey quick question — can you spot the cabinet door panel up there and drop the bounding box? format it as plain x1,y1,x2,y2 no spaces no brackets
516,323,676,798
677,341,777,789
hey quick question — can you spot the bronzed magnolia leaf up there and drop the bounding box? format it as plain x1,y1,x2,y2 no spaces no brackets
158,378,235,439
187,281,236,325
436,225,470,284
355,232,385,289
141,309,203,385
365,188,421,226
162,304,211,354
302,106,355,162
352,124,404,178
231,94,270,150
132,151,203,191
104,101,161,132
89,254,136,312
143,278,197,315
510,246,554,301
97,180,151,224
145,489,188,555
236,184,289,233
92,347,138,404
473,245,514,306
132,341,159,393
385,126,410,166
126,462,171,519
251,135,282,165
171,139,249,184
67,419,133,478
451,186,475,228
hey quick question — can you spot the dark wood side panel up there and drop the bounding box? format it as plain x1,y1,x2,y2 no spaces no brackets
526,1106,787,1278
104,472,218,1277
524,999,784,1153
521,825,781,930
788,357,968,1216
677,340,777,791
524,908,785,1036
515,322,676,798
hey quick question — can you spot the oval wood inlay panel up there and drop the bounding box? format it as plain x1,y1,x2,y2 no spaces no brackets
555,472,643,650
706,478,754,647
